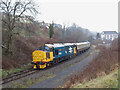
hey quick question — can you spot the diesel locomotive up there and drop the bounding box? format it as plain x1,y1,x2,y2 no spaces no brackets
31,41,90,69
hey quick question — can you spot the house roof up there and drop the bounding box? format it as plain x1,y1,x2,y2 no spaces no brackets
103,31,117,34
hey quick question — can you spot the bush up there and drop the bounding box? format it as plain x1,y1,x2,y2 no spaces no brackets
64,38,118,88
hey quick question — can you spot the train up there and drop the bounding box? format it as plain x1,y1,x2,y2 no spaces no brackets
31,41,90,69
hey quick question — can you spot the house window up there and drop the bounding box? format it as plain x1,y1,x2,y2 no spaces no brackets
110,34,112,38
107,35,109,39
110,34,112,40
55,50,59,55
105,35,107,39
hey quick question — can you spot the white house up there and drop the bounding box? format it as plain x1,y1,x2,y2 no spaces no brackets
101,31,118,40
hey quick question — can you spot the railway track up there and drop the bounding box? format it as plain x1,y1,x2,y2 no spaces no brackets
1,62,65,85
1,68,38,85
1,57,74,85
1,48,91,85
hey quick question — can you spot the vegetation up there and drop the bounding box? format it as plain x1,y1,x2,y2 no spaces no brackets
96,33,101,39
2,63,32,77
2,21,93,70
62,25,65,43
73,68,118,88
64,38,119,88
1,1,118,89
7,73,56,88
49,22,54,39
59,23,94,43
1,1,94,72
1,0,38,55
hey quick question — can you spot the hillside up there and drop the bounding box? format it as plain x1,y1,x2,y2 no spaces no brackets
2,15,93,70
2,23,61,69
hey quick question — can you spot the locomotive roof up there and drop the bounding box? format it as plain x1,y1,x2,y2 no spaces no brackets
45,42,89,48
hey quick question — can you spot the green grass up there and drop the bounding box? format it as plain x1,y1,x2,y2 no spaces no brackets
8,73,56,88
72,68,118,88
2,63,32,77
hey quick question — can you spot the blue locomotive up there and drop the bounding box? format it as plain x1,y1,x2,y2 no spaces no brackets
32,42,90,69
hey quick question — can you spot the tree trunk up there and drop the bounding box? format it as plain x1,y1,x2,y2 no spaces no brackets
6,30,13,55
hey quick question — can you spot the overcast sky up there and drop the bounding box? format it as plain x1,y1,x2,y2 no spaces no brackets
35,0,118,32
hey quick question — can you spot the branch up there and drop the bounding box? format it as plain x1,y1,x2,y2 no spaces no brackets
1,6,7,12
18,2,31,17
2,19,9,25
1,0,8,12
7,0,12,12
8,0,12,7
11,2,20,30
1,0,8,7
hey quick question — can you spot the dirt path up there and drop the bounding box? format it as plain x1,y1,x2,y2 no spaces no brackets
30,49,99,88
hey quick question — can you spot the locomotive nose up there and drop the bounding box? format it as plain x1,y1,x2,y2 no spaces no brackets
32,50,45,62
32,50,47,69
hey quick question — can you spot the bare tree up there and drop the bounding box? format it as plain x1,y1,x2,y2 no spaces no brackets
65,23,93,42
1,0,38,55
62,25,65,43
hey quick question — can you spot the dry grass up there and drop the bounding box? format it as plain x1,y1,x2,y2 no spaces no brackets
73,68,118,88
64,39,119,88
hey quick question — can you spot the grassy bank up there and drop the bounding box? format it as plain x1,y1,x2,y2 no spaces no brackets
73,68,118,88
7,73,56,88
2,63,32,77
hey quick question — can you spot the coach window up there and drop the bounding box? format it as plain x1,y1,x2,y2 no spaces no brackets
46,52,50,59
65,47,68,53
45,46,49,51
55,50,59,55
